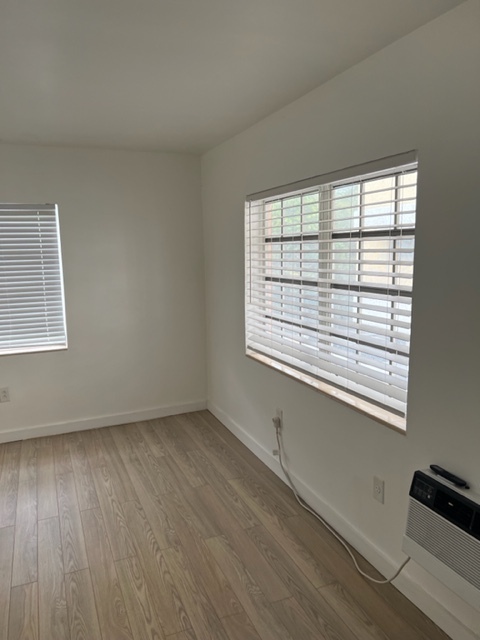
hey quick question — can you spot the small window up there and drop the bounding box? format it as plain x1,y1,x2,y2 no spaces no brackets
245,152,418,431
0,204,68,356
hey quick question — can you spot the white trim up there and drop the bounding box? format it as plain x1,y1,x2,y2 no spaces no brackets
0,203,57,212
247,351,406,432
246,150,417,201
0,400,207,443
207,400,479,640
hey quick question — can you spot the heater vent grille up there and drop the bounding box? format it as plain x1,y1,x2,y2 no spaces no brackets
406,498,480,591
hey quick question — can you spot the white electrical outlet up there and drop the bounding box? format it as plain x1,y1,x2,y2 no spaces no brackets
0,388,10,403
373,476,385,504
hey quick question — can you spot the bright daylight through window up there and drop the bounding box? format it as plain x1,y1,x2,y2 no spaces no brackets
0,204,67,356
245,152,418,430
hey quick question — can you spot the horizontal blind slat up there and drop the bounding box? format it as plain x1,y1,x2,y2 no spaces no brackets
248,335,407,402
247,330,409,380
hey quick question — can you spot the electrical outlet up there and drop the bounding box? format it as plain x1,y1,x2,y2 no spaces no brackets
0,388,10,403
373,476,385,504
275,408,283,429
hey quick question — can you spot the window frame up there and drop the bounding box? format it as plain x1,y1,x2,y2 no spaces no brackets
0,203,68,357
245,152,418,432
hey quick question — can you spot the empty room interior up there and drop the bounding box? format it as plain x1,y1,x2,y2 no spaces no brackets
0,1,479,639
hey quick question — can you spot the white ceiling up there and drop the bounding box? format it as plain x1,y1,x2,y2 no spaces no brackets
0,0,463,154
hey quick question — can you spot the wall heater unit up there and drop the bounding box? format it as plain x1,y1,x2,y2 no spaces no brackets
402,469,480,611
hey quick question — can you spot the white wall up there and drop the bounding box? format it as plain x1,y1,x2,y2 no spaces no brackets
0,143,206,438
201,2,480,638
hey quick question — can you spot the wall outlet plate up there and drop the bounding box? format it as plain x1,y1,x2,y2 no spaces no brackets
275,408,283,428
373,476,385,504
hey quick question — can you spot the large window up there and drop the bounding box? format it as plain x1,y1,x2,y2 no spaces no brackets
0,204,67,356
245,152,417,430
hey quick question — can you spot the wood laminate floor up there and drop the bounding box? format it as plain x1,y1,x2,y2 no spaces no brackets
0,410,450,640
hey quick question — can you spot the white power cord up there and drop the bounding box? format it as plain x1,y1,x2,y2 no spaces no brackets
273,418,410,584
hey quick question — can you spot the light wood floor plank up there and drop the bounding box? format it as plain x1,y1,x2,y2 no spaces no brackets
65,569,102,640
221,613,262,640
195,411,270,476
163,481,221,540
151,451,197,497
320,582,389,640
229,477,330,588
185,412,281,485
154,416,197,454
80,430,108,469
12,480,37,587
123,499,191,636
130,423,171,484
163,543,230,640
195,485,291,603
69,439,99,511
52,435,73,476
0,526,15,639
174,413,243,481
299,505,451,640
161,491,242,619
137,420,167,458
37,442,58,520
127,425,174,495
369,582,451,640
0,442,21,528
81,508,134,640
246,527,356,640
249,464,303,516
206,535,296,640
18,440,38,485
111,425,160,498
147,454,184,496
124,473,179,550
230,473,297,521
286,515,426,640
167,631,197,640
8,582,38,640
271,597,328,640
188,473,242,535
246,523,334,590
190,450,260,530
56,473,88,573
92,465,135,560
116,555,166,640
94,432,138,503
37,517,69,640
245,527,356,640
152,416,205,488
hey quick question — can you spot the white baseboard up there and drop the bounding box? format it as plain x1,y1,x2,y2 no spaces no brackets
0,400,207,443
207,400,479,640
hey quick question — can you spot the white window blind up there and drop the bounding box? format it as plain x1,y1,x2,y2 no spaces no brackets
245,152,418,430
0,204,67,356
